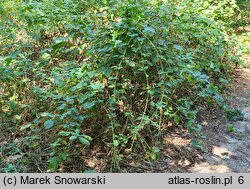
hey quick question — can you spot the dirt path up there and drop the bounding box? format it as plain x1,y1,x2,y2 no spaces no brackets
189,35,250,173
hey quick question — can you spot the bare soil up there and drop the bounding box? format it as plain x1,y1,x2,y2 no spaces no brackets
189,67,250,173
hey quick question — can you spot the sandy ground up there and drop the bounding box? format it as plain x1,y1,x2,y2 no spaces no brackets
190,107,250,172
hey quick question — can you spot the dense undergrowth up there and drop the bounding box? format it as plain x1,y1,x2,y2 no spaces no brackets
0,0,246,172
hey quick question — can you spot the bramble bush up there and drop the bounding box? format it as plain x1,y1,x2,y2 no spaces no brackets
0,0,242,172
185,0,240,24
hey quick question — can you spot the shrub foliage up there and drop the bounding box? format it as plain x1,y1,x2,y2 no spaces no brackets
0,0,242,172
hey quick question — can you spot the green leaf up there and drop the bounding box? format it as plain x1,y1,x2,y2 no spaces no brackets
14,115,22,120
143,26,156,36
173,115,180,124
82,101,96,109
44,120,54,129
79,93,95,103
226,108,244,121
58,131,74,136
113,140,119,147
125,60,136,67
90,82,103,90
33,119,40,124
41,112,55,118
48,157,59,172
226,124,235,132
40,52,51,62
173,45,183,51
81,134,93,141
77,115,91,122
79,137,90,145
69,136,78,141
192,140,204,150
57,104,67,111
99,66,112,77
71,82,86,92
20,123,32,131
219,77,228,84
52,37,69,51
75,129,81,135
0,6,4,14
152,147,160,153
